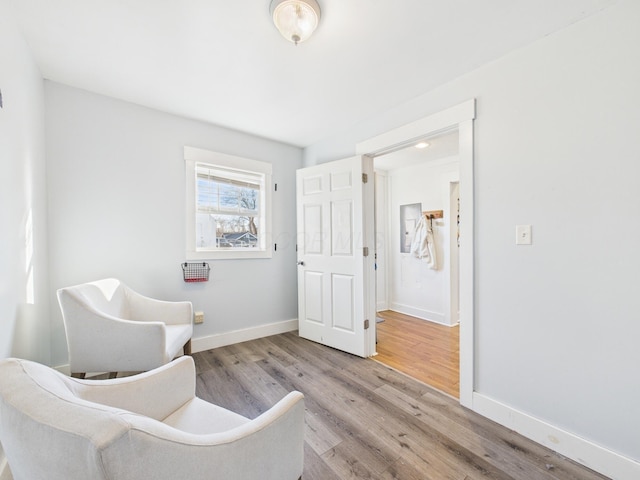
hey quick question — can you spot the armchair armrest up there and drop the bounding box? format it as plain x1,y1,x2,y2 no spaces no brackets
59,289,168,372
102,391,306,480
125,286,193,326
71,356,196,421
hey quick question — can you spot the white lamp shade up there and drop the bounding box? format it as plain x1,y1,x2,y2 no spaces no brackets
270,0,321,44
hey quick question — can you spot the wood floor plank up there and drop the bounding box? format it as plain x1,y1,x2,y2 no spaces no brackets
321,437,399,479
305,405,345,456
394,386,600,480
375,310,460,398
375,384,562,480
193,333,610,480
304,443,342,480
272,347,508,479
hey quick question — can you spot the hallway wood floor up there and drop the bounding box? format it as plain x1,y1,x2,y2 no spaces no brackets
193,333,609,480
375,310,460,398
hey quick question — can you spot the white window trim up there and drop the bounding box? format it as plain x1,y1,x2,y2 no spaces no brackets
185,146,272,260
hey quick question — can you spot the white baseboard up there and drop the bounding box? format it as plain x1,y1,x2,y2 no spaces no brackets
376,301,389,312
389,303,451,326
472,392,640,480
191,318,298,353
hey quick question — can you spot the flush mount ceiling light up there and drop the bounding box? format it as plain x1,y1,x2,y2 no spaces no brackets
270,0,321,45
415,142,430,149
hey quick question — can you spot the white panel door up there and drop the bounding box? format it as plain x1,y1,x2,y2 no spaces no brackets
296,156,375,358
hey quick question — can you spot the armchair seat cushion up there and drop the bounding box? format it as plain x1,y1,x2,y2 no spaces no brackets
163,397,250,434
164,324,193,360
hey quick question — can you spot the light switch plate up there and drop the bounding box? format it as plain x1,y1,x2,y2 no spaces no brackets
194,311,204,324
516,225,532,245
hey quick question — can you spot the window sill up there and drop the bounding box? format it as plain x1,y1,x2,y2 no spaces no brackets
186,249,272,261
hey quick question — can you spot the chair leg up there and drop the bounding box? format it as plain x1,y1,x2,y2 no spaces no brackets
108,372,118,379
71,372,86,379
183,339,192,356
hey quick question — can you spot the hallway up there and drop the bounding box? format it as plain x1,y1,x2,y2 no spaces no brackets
375,310,460,398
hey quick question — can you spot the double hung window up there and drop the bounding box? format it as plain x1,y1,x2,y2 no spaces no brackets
185,147,272,259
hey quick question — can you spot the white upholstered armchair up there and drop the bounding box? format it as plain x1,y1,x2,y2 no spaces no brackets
57,278,193,377
0,356,305,480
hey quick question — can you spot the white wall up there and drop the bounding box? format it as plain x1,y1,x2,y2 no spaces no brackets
384,158,459,325
0,9,49,478
0,6,50,364
45,82,303,368
304,0,640,474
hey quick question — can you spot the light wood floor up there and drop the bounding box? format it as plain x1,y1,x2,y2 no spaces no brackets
193,333,609,480
375,310,460,398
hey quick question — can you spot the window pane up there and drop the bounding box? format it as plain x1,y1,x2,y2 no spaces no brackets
197,177,219,211
197,177,260,216
195,166,262,250
196,213,259,249
218,183,238,211
239,188,259,214
187,150,271,258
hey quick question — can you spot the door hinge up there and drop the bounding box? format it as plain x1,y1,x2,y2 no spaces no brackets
364,319,370,330
362,173,368,183
363,247,369,257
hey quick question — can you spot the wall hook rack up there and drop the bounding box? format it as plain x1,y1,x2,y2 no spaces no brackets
423,210,444,219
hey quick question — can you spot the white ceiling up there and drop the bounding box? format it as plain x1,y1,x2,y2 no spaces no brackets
6,0,615,148
373,129,459,172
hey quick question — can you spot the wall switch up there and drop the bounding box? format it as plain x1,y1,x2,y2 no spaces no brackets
516,225,532,245
194,311,204,324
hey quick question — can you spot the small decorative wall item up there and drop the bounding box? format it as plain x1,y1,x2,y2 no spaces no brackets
457,195,460,248
182,262,210,282
399,203,422,253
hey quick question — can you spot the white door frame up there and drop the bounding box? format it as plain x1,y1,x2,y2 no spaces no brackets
356,99,475,408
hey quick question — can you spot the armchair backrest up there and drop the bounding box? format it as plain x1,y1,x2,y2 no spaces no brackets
58,278,130,319
0,358,129,480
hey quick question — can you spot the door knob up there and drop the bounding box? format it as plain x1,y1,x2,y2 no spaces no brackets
297,261,305,266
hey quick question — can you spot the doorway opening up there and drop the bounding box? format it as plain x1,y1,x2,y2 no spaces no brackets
355,99,475,407
371,128,460,398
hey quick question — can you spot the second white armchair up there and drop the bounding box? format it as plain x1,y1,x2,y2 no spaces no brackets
57,278,193,378
0,356,305,480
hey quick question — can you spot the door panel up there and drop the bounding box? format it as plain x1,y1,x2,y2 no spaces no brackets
296,156,375,357
331,200,353,256
304,271,323,323
332,274,355,331
303,204,323,254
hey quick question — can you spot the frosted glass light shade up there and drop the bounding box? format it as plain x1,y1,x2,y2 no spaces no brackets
270,0,321,45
